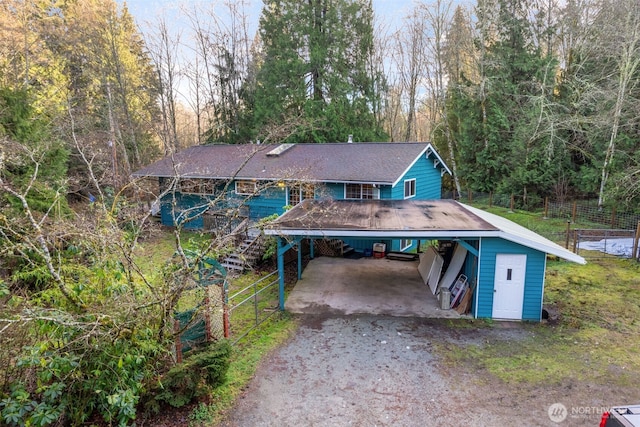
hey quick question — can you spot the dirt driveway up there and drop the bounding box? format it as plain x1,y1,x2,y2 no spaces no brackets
220,315,610,427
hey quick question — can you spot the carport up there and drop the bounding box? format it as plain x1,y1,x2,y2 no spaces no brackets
264,199,586,321
284,256,461,318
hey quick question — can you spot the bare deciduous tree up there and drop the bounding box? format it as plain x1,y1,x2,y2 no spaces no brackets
594,0,640,207
145,16,183,154
421,0,460,196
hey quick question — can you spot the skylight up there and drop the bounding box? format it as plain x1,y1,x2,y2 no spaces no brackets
266,143,296,157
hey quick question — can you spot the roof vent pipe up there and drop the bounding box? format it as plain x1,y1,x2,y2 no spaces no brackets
348,134,353,143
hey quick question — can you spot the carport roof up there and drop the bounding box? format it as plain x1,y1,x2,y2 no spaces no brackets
264,199,586,265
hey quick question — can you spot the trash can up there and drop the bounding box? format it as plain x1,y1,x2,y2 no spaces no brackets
439,289,451,310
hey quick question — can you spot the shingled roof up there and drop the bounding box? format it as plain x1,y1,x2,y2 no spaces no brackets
132,142,450,185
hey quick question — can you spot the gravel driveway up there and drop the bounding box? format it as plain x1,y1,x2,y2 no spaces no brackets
220,315,604,427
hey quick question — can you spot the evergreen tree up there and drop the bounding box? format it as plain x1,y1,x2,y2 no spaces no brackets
246,0,387,143
51,0,160,190
452,0,557,204
0,88,69,214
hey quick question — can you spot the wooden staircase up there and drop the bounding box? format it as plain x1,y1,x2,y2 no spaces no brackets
221,230,267,274
316,239,355,257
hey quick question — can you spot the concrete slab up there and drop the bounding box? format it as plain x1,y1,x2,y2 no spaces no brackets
285,256,462,318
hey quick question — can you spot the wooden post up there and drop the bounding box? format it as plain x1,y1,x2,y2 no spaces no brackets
223,289,230,339
544,197,549,219
510,194,515,212
573,229,578,253
174,320,183,364
633,221,640,262
571,201,577,223
489,191,493,208
204,295,211,342
467,189,472,203
565,221,571,249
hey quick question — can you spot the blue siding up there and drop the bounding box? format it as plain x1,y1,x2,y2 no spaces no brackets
160,193,208,229
342,238,385,253
464,250,478,315
160,180,288,227
323,183,345,199
245,186,287,220
379,185,393,199
341,238,419,253
476,238,546,321
391,154,442,199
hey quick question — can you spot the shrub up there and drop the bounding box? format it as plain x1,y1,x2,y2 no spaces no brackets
151,340,232,409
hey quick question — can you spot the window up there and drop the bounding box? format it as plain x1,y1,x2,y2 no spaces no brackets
400,239,412,251
235,180,257,195
180,178,216,195
345,183,380,200
288,184,315,206
404,179,416,199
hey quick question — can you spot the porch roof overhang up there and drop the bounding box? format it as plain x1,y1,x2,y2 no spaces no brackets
264,199,586,265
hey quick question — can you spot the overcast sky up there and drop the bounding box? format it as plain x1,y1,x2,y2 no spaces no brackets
120,0,418,33
118,0,428,104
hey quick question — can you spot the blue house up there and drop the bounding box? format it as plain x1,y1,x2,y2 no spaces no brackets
264,199,586,322
134,142,586,321
132,142,451,252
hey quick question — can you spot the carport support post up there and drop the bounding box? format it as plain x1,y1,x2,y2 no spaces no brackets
298,238,303,280
277,237,286,310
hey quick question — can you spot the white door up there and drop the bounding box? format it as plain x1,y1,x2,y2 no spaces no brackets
492,254,527,320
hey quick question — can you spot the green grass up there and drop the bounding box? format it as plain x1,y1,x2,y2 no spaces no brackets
433,205,640,387
134,230,295,425
134,230,211,284
226,271,281,341
140,211,640,418
474,204,611,242
189,312,297,426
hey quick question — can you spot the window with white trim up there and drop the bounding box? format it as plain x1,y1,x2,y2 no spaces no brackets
400,239,412,251
235,180,257,195
288,184,315,206
404,179,416,199
345,183,380,200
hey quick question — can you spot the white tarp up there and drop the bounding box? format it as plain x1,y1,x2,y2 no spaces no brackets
578,238,639,258
418,247,436,284
418,247,444,295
